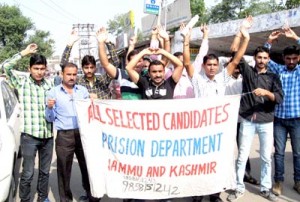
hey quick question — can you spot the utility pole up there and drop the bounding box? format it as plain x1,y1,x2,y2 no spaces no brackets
72,23,95,64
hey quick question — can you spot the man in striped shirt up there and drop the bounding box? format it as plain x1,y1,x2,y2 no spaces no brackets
2,44,53,202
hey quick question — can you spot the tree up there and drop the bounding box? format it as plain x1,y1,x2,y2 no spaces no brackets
207,0,246,23
207,0,290,23
0,4,55,71
285,0,300,9
107,13,131,36
17,30,55,71
0,4,33,63
190,0,208,24
240,0,281,17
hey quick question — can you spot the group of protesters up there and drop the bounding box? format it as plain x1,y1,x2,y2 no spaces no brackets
1,14,300,202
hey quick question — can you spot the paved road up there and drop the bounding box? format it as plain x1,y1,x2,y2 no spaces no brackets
16,135,299,202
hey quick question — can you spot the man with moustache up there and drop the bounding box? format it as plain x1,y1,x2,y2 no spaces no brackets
227,46,283,202
124,45,182,202
264,27,300,196
45,63,99,202
125,47,183,100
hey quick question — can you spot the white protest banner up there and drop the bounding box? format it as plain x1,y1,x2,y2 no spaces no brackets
75,96,240,199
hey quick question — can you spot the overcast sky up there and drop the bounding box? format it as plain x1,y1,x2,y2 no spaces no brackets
2,0,216,56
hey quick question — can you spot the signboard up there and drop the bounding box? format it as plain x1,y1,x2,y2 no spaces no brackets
75,96,240,199
144,0,161,15
142,0,191,36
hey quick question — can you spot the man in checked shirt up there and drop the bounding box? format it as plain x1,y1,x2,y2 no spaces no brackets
2,44,53,202
264,27,300,196
60,29,119,100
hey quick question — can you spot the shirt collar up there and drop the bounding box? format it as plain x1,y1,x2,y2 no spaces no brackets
29,75,45,85
59,84,79,93
83,75,97,82
201,73,216,83
283,64,299,72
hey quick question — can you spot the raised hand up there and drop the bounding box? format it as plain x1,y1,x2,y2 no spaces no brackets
283,27,299,40
158,25,169,40
96,27,108,43
179,23,185,32
240,16,253,39
200,23,209,39
241,15,253,30
67,29,80,46
21,43,38,56
268,30,282,43
47,98,56,109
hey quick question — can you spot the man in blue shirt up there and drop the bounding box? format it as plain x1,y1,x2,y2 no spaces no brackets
46,63,99,202
264,27,300,196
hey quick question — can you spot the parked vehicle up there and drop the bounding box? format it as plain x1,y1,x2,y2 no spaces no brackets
0,78,21,202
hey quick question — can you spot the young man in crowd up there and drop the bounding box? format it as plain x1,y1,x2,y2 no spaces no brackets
264,27,300,196
227,45,283,201
60,29,118,100
125,43,182,202
183,16,252,202
125,47,183,99
2,44,53,202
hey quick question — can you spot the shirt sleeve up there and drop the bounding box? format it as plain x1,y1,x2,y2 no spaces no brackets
267,60,282,74
190,73,201,98
105,42,120,68
60,45,72,68
2,53,23,89
272,74,284,104
137,76,148,90
83,87,90,99
193,39,209,74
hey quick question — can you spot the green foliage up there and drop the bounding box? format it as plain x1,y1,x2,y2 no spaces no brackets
207,0,292,23
0,4,33,68
207,0,246,23
136,28,144,42
285,0,300,9
16,30,55,71
0,4,55,71
190,0,207,24
107,13,130,35
240,0,275,17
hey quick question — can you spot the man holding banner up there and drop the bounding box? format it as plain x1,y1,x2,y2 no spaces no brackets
125,47,183,99
45,63,100,202
182,16,252,202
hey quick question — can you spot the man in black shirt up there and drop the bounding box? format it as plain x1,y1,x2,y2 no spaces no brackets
227,46,283,202
126,48,183,99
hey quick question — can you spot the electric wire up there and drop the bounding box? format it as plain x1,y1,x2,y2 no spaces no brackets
13,0,70,26
40,0,79,22
48,0,81,22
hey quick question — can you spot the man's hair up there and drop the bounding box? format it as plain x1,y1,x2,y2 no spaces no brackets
149,60,165,71
253,46,270,57
127,50,139,62
82,55,96,67
62,62,78,72
203,54,219,64
283,45,300,56
29,54,47,67
173,52,183,57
